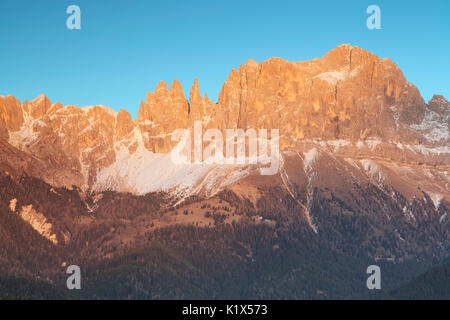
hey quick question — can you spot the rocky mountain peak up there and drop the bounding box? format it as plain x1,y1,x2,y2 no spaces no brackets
170,79,185,101
29,94,52,118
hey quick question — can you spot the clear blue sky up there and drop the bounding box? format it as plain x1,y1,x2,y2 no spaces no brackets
1,0,448,118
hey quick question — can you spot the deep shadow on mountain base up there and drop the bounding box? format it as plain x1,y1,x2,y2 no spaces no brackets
0,223,436,300
384,261,450,300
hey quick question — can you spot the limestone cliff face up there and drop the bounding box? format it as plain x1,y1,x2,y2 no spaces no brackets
137,78,218,152
135,44,435,151
137,80,189,153
0,44,448,193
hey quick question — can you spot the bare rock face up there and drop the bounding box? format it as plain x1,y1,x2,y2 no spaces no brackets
189,78,217,126
138,80,189,130
29,94,52,119
216,44,427,144
0,95,24,139
3,95,121,189
137,80,189,152
133,45,432,153
116,108,135,141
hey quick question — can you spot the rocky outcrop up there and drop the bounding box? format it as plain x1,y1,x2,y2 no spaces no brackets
137,80,189,152
215,45,428,145
0,95,24,140
189,78,217,126
134,44,436,151
0,44,448,194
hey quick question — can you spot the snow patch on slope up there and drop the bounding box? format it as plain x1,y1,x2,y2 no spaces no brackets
360,159,385,186
304,148,320,168
428,193,443,209
8,106,40,150
314,66,361,85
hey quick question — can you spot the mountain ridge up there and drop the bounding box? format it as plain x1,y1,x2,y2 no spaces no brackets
1,44,446,125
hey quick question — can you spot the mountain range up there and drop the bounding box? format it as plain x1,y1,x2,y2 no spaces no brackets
0,44,448,299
